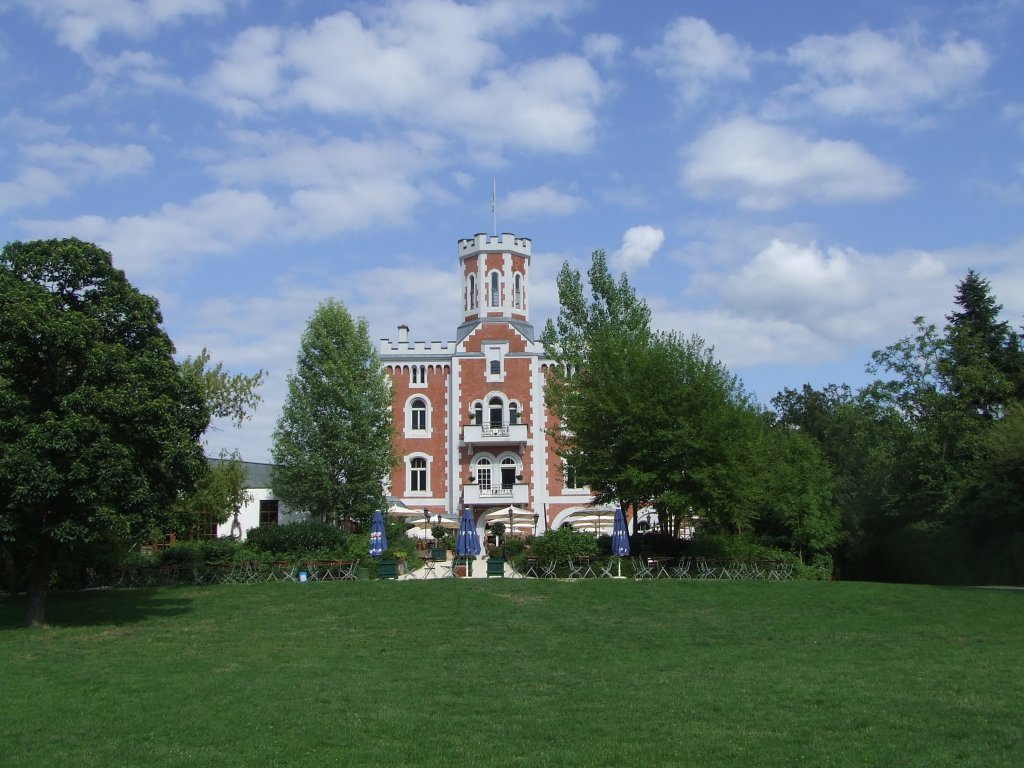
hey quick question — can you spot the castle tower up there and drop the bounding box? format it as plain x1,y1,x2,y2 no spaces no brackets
457,232,532,340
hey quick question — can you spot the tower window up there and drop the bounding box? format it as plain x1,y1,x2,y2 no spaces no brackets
411,398,427,431
514,274,522,308
490,272,499,306
468,274,476,310
410,457,428,492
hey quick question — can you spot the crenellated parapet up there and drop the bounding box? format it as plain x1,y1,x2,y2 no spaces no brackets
458,232,532,258
379,338,457,356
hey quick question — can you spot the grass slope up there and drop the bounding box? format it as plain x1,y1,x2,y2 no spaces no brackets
2,581,1022,767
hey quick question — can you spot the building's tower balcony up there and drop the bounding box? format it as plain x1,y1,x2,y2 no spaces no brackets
462,421,528,446
464,482,529,506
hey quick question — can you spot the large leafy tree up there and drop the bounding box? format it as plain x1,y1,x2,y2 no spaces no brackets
542,251,765,535
0,239,209,626
271,299,395,528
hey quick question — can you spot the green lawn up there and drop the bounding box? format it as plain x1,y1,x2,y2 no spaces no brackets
2,581,1022,767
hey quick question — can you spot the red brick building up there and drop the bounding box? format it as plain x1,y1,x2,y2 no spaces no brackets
379,233,608,540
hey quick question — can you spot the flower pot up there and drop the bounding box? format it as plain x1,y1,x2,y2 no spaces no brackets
378,558,399,580
430,547,447,562
487,558,505,578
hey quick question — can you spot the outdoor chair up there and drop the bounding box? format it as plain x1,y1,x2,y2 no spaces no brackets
670,557,692,579
598,558,616,578
272,561,297,582
540,560,558,578
696,558,717,579
632,557,654,579
337,561,358,580
567,557,594,579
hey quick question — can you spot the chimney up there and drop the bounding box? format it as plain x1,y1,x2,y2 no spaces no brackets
397,324,409,343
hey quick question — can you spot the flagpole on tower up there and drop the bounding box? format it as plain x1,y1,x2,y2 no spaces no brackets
491,177,496,236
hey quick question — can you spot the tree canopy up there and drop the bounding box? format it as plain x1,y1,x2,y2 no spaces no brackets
271,299,395,528
775,270,1024,583
0,238,210,625
540,250,836,561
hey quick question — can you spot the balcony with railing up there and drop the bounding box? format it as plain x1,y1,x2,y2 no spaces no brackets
463,482,529,505
463,417,528,446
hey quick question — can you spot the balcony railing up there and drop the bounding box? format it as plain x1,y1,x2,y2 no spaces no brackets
464,482,528,505
463,420,528,446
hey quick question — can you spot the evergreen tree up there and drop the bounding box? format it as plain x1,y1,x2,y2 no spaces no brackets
271,300,395,528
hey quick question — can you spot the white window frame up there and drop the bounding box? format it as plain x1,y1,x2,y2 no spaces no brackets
406,453,431,496
404,395,432,438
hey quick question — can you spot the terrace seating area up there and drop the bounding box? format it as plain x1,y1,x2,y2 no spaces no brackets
82,559,361,588
80,555,798,586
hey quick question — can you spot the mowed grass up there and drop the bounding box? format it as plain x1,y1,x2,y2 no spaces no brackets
2,580,1022,768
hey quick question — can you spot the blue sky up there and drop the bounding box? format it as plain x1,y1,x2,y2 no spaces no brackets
2,0,1023,463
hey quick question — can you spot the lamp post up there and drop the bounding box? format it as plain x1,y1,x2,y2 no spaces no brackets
507,507,514,557
423,509,431,547
533,513,539,536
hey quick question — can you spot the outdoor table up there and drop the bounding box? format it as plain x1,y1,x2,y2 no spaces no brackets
420,558,438,578
523,556,541,578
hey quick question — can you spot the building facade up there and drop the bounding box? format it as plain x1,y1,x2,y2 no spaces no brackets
380,233,609,542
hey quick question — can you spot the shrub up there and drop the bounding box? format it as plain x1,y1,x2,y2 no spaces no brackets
531,527,598,563
245,521,347,555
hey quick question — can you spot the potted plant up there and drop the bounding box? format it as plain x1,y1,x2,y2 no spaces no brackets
487,545,505,578
378,549,399,580
467,473,476,484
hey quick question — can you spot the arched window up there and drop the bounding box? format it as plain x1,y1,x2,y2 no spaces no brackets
490,272,499,306
509,401,519,425
514,273,522,308
468,274,476,309
411,398,427,431
473,402,483,426
489,396,504,428
500,456,517,489
410,457,428,492
476,457,492,490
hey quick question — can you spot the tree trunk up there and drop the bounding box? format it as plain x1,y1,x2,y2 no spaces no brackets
25,535,56,628
0,544,17,596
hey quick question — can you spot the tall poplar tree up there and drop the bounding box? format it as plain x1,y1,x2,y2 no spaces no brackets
271,300,395,528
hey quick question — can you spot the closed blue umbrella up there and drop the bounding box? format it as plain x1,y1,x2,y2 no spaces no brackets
369,509,388,558
456,508,481,560
611,507,630,577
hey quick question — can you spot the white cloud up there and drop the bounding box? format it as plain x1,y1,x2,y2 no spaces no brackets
782,28,990,122
611,225,664,271
583,33,622,65
1003,102,1024,136
0,168,66,214
0,138,152,213
503,184,584,219
17,0,238,53
637,16,754,103
23,140,152,179
689,239,958,363
681,117,909,210
201,3,604,154
17,189,280,277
